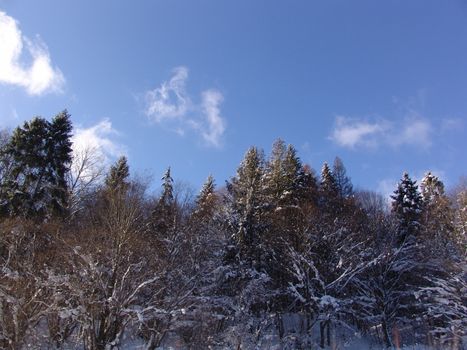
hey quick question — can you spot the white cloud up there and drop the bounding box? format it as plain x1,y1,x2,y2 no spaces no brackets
0,11,64,95
200,90,225,147
330,116,386,148
144,67,226,148
145,66,189,122
72,119,126,167
329,116,433,150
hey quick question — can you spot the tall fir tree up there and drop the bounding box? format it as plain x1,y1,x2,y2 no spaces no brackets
193,174,216,221
0,111,72,218
420,172,455,255
226,146,265,261
46,111,73,216
150,167,176,236
319,162,340,215
391,172,423,246
105,156,130,193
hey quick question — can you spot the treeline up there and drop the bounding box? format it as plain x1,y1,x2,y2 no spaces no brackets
0,111,466,349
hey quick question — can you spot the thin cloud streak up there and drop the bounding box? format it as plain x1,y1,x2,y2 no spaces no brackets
0,11,65,95
200,90,226,148
144,66,226,148
330,116,433,150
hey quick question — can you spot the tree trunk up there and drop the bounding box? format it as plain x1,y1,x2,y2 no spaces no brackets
320,321,325,348
381,317,393,348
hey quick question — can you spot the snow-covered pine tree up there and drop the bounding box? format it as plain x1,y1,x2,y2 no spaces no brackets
0,111,73,219
46,110,73,216
413,172,467,347
263,139,304,209
192,174,216,221
319,162,340,214
420,172,455,255
226,146,265,257
104,156,130,193
150,167,176,237
263,140,306,254
190,174,219,261
222,147,277,306
391,172,423,246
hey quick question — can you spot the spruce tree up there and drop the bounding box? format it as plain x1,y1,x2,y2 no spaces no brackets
263,140,307,261
226,146,265,258
319,162,340,215
46,110,73,216
420,172,455,255
416,173,467,346
299,164,319,208
193,174,216,220
160,167,174,206
391,172,423,246
105,156,130,193
150,167,175,236
0,111,72,219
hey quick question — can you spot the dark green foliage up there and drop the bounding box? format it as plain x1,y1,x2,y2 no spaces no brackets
0,114,464,349
160,167,174,206
150,167,176,236
226,146,265,251
0,111,72,219
391,172,423,246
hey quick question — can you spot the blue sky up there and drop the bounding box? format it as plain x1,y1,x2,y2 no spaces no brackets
0,1,466,197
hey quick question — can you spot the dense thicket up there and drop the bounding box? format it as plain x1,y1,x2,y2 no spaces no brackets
0,114,465,349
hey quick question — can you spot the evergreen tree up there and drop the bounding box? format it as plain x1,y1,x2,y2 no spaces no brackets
46,111,73,216
226,147,265,260
332,156,353,198
150,167,176,236
420,172,455,255
190,175,220,264
300,164,319,206
320,162,338,198
263,139,302,207
0,111,72,219
391,172,423,246
193,174,216,220
104,156,130,193
319,162,340,215
160,167,174,207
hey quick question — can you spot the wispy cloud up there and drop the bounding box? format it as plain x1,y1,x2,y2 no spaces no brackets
0,11,65,95
72,119,126,167
330,116,387,149
145,66,189,122
440,117,464,133
144,66,226,148
329,115,433,150
392,117,432,148
200,90,226,147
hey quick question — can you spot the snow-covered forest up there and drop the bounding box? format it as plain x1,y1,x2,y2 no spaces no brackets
0,111,466,349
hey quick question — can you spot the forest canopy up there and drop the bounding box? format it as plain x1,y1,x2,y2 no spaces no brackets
0,112,466,349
